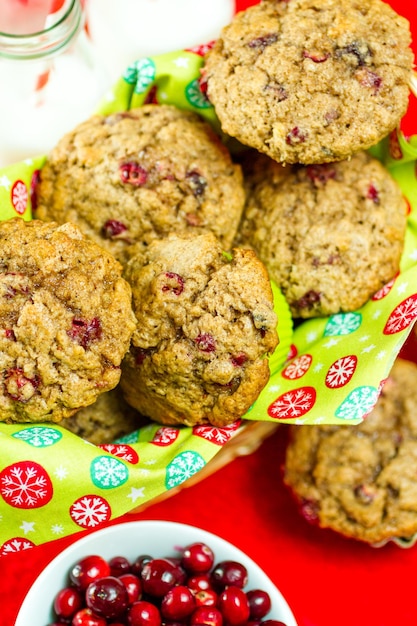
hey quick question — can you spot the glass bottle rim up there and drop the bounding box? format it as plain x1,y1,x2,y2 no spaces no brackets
0,0,83,60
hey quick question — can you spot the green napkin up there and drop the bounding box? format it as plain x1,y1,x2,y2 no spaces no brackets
0,45,416,553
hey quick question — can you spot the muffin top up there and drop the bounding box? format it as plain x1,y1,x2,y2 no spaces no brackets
236,150,407,318
120,232,279,427
204,0,413,164
0,218,136,423
283,358,417,545
35,104,245,264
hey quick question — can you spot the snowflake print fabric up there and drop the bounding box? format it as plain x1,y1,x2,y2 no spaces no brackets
1,46,417,551
0,422,228,550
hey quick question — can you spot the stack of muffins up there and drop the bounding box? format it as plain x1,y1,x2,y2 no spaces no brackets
204,0,412,319
202,0,417,546
1,103,279,434
1,0,415,542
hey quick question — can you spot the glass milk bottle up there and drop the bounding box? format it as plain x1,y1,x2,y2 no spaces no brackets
85,0,235,84
0,0,108,167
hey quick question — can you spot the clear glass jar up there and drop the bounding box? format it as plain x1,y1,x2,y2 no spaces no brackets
0,0,107,167
86,0,236,85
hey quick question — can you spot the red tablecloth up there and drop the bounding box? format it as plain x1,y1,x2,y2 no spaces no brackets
2,2,417,625
2,331,417,626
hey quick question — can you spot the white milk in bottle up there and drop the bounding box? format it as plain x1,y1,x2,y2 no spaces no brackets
85,0,235,84
0,0,107,166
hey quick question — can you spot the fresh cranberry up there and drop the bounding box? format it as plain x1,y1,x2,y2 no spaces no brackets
217,586,250,625
109,555,132,577
86,576,129,619
246,589,272,620
194,588,218,607
262,621,288,626
119,573,143,604
211,561,248,590
53,586,83,620
67,317,102,350
69,555,111,591
131,554,153,576
187,573,211,593
71,607,107,626
181,542,215,574
194,333,216,353
161,272,184,296
190,606,223,626
141,558,184,597
160,585,196,620
165,558,187,584
119,161,148,186
127,600,162,626
248,33,278,50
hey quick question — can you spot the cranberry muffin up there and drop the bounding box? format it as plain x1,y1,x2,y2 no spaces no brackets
63,385,145,444
0,218,136,423
204,0,413,164
283,358,417,545
120,232,279,427
35,104,245,264
236,150,407,318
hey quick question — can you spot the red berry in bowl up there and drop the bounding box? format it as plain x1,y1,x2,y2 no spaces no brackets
190,606,223,626
71,607,107,626
131,554,153,576
217,586,250,625
181,542,215,573
194,588,218,607
86,576,129,619
44,532,290,626
119,573,143,604
187,573,211,593
140,558,183,597
160,584,196,620
109,555,131,577
127,600,162,626
247,589,272,620
53,586,83,620
211,560,248,590
70,555,111,591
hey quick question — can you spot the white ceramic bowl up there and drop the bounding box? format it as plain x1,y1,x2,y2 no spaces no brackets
16,520,297,626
